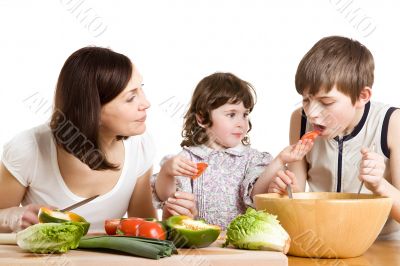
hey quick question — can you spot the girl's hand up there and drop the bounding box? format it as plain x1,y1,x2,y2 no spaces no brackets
163,191,198,219
268,169,298,195
162,155,198,178
277,139,313,164
359,147,386,194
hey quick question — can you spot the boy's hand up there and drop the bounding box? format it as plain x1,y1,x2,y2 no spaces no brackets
161,155,198,178
163,191,198,219
277,139,313,164
359,147,386,193
268,169,298,195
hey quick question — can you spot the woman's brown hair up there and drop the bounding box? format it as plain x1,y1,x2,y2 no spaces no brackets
295,36,374,104
181,72,256,147
50,47,132,170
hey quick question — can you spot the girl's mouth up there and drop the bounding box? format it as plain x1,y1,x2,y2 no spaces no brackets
232,133,243,138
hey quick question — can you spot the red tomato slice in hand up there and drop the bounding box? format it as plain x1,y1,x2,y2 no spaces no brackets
117,218,144,236
104,219,121,235
301,130,321,141
137,221,166,240
192,162,208,179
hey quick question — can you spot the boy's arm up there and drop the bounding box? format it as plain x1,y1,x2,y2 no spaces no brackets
377,109,400,222
286,108,309,192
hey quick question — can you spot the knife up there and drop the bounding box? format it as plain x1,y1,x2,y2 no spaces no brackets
60,194,100,212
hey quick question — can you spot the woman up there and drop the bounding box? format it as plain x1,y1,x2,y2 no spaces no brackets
0,47,157,233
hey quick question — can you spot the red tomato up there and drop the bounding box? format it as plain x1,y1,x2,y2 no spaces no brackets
104,219,121,235
137,221,166,240
301,130,321,141
118,218,144,236
192,162,208,179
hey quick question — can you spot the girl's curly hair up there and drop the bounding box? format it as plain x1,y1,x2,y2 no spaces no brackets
181,72,256,147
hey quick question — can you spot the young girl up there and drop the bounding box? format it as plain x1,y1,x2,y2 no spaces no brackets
0,47,156,233
151,72,312,228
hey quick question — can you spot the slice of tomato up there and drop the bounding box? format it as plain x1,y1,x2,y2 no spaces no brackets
104,219,121,235
301,130,321,141
192,162,208,179
117,218,144,236
137,221,167,240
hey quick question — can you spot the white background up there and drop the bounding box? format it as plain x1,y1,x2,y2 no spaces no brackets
1,0,399,171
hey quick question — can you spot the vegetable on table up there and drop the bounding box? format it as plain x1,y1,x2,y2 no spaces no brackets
224,208,290,254
104,219,121,235
166,215,220,248
137,221,167,240
16,222,85,253
192,162,208,179
108,217,167,240
78,235,177,260
38,207,90,235
116,218,144,236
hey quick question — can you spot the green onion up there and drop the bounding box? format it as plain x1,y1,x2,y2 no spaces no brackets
78,236,177,260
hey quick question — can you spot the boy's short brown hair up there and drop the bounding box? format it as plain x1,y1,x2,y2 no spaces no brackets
295,36,374,104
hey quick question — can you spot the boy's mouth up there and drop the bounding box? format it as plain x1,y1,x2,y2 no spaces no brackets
313,124,326,132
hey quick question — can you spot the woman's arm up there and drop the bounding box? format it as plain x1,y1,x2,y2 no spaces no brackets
127,168,157,218
0,163,41,232
0,163,25,208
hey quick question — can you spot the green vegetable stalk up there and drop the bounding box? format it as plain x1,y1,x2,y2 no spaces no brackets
224,208,290,253
16,222,85,253
78,236,178,259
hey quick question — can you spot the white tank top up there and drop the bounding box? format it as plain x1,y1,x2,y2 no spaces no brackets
302,101,399,239
2,124,155,233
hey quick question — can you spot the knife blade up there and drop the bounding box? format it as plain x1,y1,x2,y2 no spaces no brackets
60,194,99,212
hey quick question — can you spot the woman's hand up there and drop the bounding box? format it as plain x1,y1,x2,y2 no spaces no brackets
359,147,386,194
0,204,46,232
161,155,198,178
277,139,313,165
163,191,198,219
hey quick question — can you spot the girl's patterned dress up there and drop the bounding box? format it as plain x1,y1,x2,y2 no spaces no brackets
151,144,272,229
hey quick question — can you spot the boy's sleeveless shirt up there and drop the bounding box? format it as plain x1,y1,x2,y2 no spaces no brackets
302,101,399,239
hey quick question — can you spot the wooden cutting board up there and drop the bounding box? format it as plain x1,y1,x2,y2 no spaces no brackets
0,239,288,266
0,233,16,245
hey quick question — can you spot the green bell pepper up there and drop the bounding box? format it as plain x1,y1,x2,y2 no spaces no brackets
166,216,221,248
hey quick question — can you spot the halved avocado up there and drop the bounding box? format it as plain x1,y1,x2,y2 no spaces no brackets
38,207,90,235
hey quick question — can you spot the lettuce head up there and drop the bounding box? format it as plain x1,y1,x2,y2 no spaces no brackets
224,208,290,253
16,222,85,253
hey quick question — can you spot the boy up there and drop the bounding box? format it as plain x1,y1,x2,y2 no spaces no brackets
268,36,400,239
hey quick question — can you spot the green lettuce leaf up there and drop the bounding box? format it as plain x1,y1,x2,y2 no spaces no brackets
224,208,290,253
16,222,84,253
